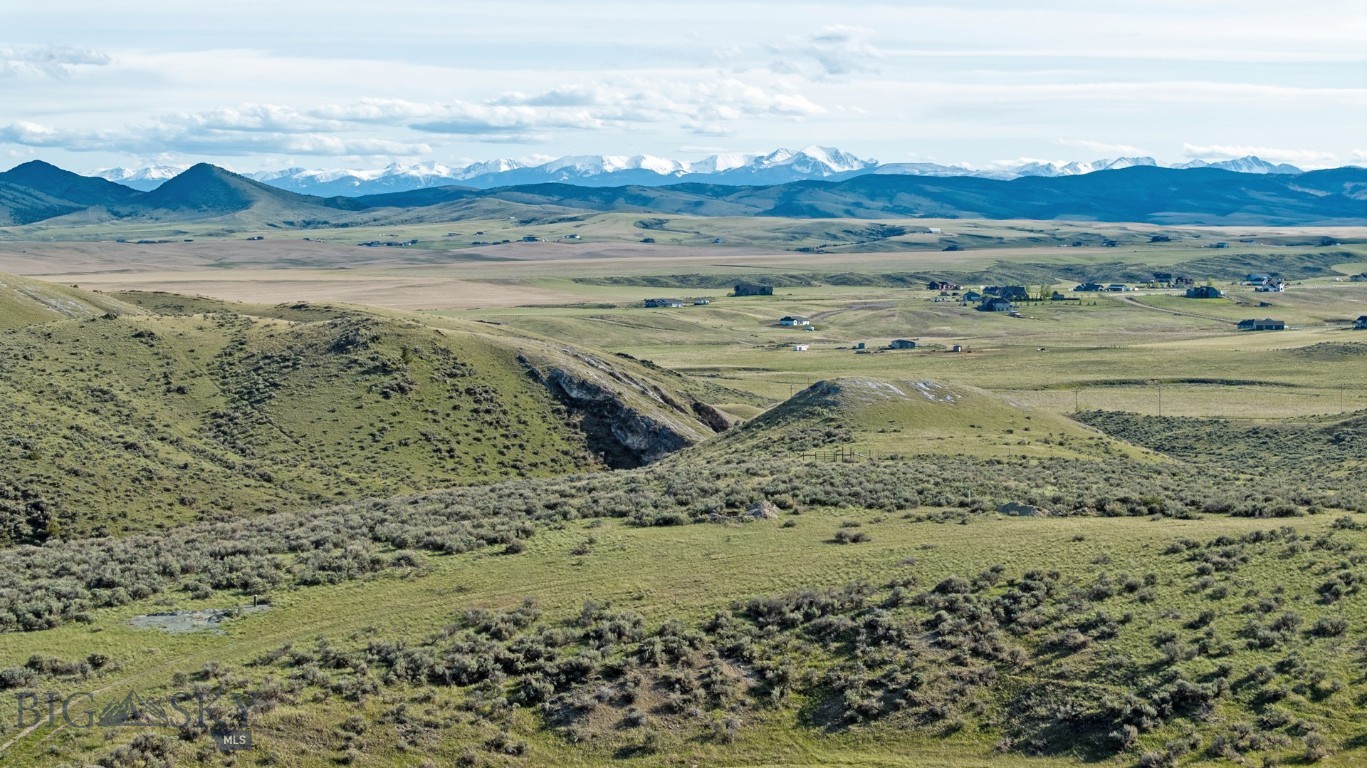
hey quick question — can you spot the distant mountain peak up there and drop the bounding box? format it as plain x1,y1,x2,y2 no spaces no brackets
84,147,1312,197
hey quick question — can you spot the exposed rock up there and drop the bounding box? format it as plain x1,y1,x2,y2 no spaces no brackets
997,501,1048,517
746,500,781,520
518,359,705,468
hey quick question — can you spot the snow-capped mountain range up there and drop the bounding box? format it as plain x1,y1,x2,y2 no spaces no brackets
94,147,1309,196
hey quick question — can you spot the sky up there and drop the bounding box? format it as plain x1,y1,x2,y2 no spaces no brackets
2,0,1365,173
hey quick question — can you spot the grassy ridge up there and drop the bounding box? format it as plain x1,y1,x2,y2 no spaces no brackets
0,283,739,544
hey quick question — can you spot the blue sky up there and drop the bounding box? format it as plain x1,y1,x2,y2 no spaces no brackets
2,0,1364,172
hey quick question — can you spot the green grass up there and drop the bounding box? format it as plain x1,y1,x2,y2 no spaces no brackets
2,507,1363,767
0,288,730,542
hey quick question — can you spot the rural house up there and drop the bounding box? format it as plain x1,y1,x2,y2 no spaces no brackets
978,297,1013,312
693,298,711,305
1186,286,1223,299
780,316,812,326
985,286,1029,300
792,343,809,352
889,339,917,349
734,282,773,296
1073,283,1104,292
1255,280,1286,293
926,280,960,291
1237,318,1285,331
1351,273,1367,282
644,298,684,308
1354,316,1367,330
962,290,983,302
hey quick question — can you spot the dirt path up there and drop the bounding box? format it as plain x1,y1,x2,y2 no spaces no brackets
1116,294,1236,325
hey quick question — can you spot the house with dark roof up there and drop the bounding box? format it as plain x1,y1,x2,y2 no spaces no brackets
1186,286,1223,299
889,339,917,349
1074,283,1104,292
1354,315,1367,330
985,286,1029,300
644,298,684,308
1237,318,1285,331
978,297,1013,312
779,316,811,327
962,290,983,302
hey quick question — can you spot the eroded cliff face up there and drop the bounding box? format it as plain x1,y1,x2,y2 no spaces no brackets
521,352,731,468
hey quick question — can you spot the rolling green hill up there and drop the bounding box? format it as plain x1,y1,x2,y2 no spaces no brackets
0,280,732,544
683,377,1147,461
0,271,145,328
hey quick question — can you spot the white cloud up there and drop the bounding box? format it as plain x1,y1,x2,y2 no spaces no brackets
0,45,110,78
1056,139,1147,156
0,116,432,158
768,25,884,79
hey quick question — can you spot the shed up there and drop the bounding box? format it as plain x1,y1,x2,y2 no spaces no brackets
792,343,809,352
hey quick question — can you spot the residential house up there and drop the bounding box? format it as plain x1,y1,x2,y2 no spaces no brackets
1354,316,1367,330
889,339,917,349
792,343,809,352
1237,318,1286,331
926,280,961,291
693,298,712,305
734,282,773,296
779,316,812,327
1152,272,1173,284
644,298,684,308
985,286,1029,300
962,290,984,302
1255,281,1286,293
1351,273,1367,283
1106,284,1131,292
1073,283,1104,292
1186,286,1223,299
978,297,1013,312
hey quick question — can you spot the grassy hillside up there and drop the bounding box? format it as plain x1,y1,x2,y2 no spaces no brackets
1,438,1363,766
685,377,1145,461
0,282,732,544
0,272,145,329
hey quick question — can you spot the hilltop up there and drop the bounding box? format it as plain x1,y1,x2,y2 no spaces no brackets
0,280,733,544
0,271,144,328
683,377,1146,462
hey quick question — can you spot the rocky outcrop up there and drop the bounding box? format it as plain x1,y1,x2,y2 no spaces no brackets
523,357,719,468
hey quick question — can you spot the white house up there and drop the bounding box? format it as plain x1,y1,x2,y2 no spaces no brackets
792,343,809,351
780,316,812,327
